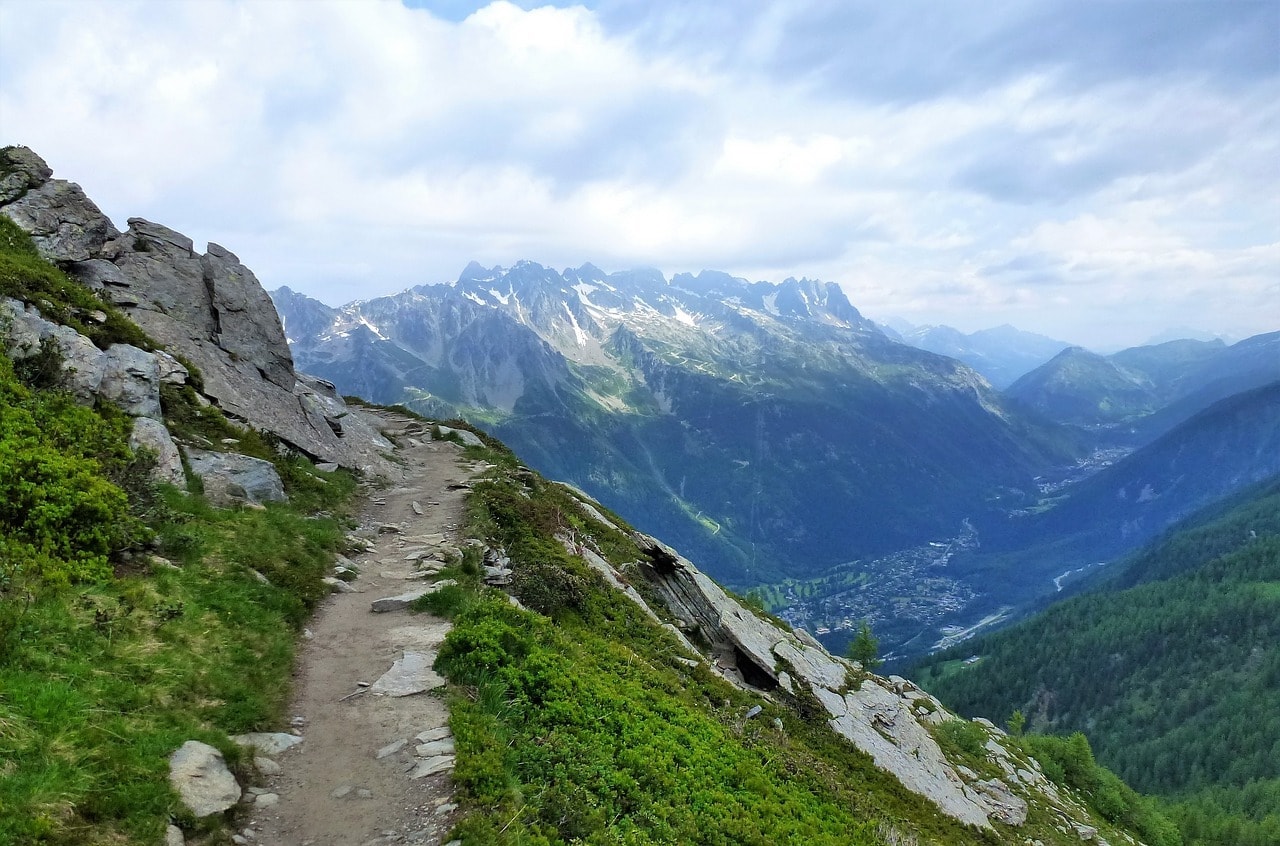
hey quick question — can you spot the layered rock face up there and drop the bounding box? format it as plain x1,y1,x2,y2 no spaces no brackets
0,146,392,475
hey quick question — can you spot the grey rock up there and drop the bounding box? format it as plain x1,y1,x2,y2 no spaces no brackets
970,778,1028,826
316,462,340,472
203,242,294,389
408,755,455,778
435,425,483,448
254,792,279,808
67,257,127,291
184,448,286,506
1,297,105,405
169,740,240,817
165,823,185,846
231,732,304,756
99,344,161,417
331,784,353,799
414,738,455,757
415,726,452,743
370,651,445,697
0,147,118,261
375,739,408,759
129,417,186,486
254,756,282,776
0,146,53,203
370,588,432,613
322,576,357,593
154,350,190,384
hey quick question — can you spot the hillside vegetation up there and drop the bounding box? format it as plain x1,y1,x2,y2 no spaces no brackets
404,420,1174,845
913,478,1280,846
0,221,358,845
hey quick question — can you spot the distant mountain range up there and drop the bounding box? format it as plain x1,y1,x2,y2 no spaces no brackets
1005,332,1280,440
887,322,1071,388
273,264,1074,586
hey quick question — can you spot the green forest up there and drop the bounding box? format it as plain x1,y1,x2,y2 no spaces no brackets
913,478,1280,846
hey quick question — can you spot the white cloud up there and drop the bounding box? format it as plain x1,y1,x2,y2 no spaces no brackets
0,0,1276,349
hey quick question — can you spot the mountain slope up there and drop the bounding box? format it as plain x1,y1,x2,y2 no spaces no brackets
274,266,1076,586
956,380,1280,602
901,323,1070,388
912,478,1280,845
1006,334,1280,439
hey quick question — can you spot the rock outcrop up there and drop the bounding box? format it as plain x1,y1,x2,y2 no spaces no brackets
0,146,395,476
545,498,1115,836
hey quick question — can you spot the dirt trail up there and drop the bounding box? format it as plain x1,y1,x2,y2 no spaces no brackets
241,412,484,846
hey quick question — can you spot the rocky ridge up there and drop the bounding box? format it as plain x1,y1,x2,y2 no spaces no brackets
0,146,393,477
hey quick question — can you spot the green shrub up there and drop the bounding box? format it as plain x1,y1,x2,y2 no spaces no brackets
934,718,988,759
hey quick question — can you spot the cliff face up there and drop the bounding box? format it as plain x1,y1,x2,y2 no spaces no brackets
0,146,391,475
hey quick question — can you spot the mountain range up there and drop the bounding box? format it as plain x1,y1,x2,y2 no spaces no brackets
273,264,1075,589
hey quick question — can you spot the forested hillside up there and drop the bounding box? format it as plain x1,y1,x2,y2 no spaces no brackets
914,478,1280,846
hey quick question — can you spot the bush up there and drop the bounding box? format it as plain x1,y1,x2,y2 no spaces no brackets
934,719,988,759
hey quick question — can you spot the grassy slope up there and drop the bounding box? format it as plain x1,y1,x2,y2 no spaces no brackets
0,220,359,845
409,424,1166,846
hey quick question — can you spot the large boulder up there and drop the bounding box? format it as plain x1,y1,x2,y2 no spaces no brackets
168,740,240,817
183,448,286,506
129,417,186,487
99,343,161,418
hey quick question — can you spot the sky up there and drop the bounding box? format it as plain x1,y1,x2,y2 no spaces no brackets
1,0,1277,350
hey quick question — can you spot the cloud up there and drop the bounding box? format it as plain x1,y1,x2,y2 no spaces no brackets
0,0,1276,349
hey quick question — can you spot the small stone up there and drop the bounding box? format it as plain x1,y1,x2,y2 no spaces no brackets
375,739,408,759
411,501,424,515
408,755,455,778
254,793,279,807
331,784,353,799
232,732,304,756
356,788,373,799
166,824,185,846
247,786,268,796
323,576,356,593
415,726,452,743
232,836,248,846
415,738,455,757
435,803,458,815
370,588,432,612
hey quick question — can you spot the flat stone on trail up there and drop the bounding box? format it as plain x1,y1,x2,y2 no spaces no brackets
370,588,431,612
416,726,452,743
376,738,408,759
411,501,424,515
370,651,445,697
408,755,455,779
232,732,304,756
169,740,241,817
415,738,455,757
255,755,282,775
